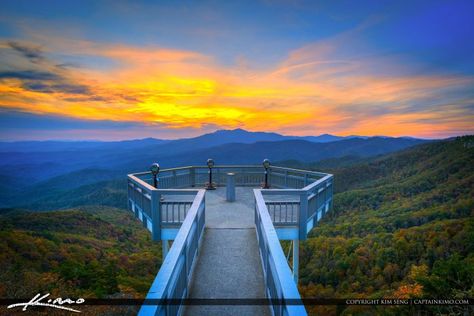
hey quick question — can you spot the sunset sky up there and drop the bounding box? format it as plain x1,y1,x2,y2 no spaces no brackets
0,0,473,140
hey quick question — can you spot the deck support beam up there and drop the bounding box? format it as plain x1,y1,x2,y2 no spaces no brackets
162,240,169,258
293,239,299,284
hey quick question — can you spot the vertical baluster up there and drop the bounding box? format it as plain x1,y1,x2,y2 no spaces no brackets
279,203,282,223
169,202,172,223
292,204,294,223
275,202,281,223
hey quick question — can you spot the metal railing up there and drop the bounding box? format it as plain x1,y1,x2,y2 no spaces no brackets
131,165,327,189
161,201,193,226
255,189,307,316
261,173,333,239
138,190,205,316
128,165,332,232
127,164,333,316
265,201,299,225
127,172,198,238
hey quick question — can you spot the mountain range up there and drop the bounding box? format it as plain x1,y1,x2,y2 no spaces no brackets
0,129,430,208
0,128,363,153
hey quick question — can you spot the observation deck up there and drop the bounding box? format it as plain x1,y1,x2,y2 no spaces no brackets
127,165,333,316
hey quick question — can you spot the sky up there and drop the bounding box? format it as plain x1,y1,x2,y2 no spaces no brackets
0,0,473,141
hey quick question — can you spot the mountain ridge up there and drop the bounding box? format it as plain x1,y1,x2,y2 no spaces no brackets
0,136,434,210
0,129,430,196
0,128,429,151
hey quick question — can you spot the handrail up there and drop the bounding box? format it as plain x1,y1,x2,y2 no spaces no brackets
271,165,328,177
138,190,206,316
128,173,156,192
302,174,333,191
127,164,333,316
128,165,333,236
254,189,307,316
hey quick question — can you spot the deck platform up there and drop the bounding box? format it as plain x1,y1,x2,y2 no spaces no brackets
183,187,270,315
129,165,333,316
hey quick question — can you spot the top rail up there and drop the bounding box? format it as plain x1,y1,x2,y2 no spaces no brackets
128,165,333,238
254,189,307,316
138,190,205,316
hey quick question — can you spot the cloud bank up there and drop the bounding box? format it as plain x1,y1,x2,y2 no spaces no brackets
0,13,473,140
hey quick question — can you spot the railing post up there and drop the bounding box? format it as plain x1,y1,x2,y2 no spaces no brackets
226,173,236,202
299,191,308,240
190,167,196,187
133,203,139,219
172,170,177,187
304,173,308,186
284,170,288,188
127,181,132,212
151,189,161,241
268,167,272,188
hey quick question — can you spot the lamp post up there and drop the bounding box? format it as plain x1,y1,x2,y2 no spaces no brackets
150,163,160,188
262,158,270,189
206,158,216,190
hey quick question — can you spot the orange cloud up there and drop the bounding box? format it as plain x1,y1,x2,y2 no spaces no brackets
0,35,473,138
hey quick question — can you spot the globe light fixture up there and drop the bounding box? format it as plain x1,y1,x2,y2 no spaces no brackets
262,158,270,189
206,158,216,190
150,163,160,188
207,158,215,168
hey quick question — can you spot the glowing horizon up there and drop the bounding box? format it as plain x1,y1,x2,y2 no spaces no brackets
0,1,473,140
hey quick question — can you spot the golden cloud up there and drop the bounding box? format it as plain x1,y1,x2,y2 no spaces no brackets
0,36,473,138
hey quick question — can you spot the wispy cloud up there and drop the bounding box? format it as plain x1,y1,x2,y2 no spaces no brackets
7,41,45,63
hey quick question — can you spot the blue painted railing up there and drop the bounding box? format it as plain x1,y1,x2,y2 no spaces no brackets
127,165,333,316
129,165,331,233
127,173,199,240
138,189,205,316
261,173,333,240
254,189,307,316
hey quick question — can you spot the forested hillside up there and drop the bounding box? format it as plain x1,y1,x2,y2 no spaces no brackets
0,136,471,315
0,207,161,315
299,136,474,315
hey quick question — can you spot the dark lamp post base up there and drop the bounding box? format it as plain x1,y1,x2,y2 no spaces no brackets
205,182,217,190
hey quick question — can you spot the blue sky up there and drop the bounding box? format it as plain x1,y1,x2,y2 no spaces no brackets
0,0,473,140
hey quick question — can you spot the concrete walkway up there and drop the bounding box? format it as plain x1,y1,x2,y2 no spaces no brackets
183,187,270,316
